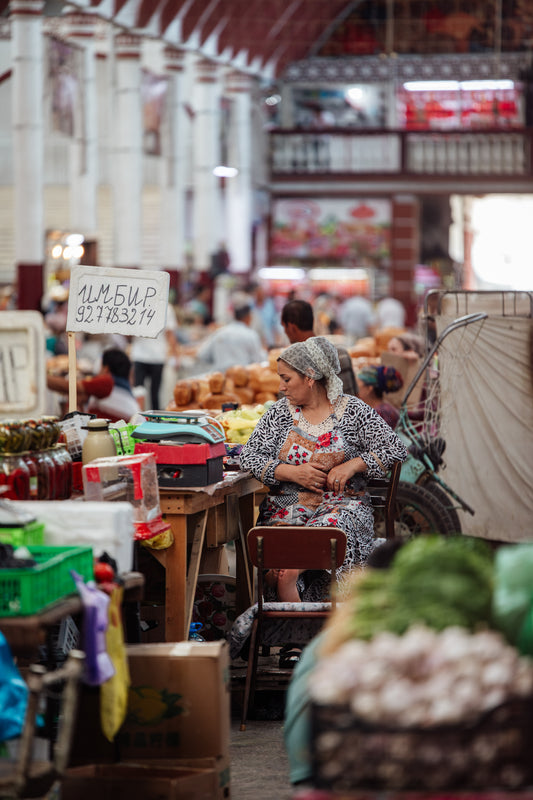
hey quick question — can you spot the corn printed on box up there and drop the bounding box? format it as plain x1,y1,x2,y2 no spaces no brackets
118,641,230,762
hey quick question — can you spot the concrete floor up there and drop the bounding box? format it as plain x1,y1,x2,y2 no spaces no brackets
230,718,293,800
230,652,296,800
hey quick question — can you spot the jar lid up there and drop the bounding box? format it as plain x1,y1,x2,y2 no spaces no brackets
86,419,111,430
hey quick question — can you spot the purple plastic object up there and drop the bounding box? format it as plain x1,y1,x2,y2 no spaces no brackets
71,570,115,686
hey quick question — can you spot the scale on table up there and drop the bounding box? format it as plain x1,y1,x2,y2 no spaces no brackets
132,411,226,487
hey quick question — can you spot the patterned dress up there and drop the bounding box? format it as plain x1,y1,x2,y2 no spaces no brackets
240,394,408,598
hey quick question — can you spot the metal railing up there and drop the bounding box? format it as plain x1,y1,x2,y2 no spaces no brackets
270,128,533,177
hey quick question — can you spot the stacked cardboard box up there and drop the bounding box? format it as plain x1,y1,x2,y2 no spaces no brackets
64,641,231,799
60,762,218,800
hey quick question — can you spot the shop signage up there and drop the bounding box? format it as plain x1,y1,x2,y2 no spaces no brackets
67,265,170,338
0,311,46,418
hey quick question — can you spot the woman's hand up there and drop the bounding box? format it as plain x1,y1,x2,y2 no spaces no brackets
290,462,329,493
327,457,368,493
275,462,327,493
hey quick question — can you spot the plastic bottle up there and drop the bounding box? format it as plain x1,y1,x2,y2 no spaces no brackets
82,419,117,465
188,622,205,641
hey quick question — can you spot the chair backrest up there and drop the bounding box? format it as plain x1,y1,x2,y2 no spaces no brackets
247,525,347,611
247,526,347,572
366,459,402,539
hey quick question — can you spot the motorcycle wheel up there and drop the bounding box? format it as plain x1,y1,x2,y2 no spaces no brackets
419,480,462,535
390,481,459,539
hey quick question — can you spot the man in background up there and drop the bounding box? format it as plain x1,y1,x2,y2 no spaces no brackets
47,347,140,422
246,282,283,349
197,298,267,373
375,295,406,330
130,302,179,410
281,299,358,396
337,292,376,345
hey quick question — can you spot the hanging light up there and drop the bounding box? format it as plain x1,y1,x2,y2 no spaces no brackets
213,166,239,178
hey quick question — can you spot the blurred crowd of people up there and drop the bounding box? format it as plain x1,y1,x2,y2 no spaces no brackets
1,273,431,425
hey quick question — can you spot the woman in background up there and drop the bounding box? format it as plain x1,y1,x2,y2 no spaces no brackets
387,332,425,362
357,365,404,430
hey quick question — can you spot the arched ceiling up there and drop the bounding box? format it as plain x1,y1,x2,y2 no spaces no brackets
0,0,358,79
1,0,530,79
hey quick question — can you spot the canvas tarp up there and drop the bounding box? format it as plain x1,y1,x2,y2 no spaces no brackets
434,298,533,542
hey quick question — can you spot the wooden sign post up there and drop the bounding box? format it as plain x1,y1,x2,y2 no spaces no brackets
66,266,170,413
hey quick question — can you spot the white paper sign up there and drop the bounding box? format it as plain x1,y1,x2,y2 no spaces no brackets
66,266,170,338
0,311,46,418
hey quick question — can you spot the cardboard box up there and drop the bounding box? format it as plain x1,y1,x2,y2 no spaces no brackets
61,762,217,800
138,756,231,800
118,641,230,762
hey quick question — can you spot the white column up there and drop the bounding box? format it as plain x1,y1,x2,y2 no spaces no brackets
66,12,98,239
192,57,222,272
225,70,254,274
113,32,143,269
162,46,187,271
11,0,44,309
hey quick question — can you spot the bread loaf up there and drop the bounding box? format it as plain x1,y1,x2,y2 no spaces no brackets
225,365,250,388
255,391,278,404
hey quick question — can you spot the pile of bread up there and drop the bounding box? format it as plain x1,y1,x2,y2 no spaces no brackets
166,327,409,414
348,326,407,364
167,349,285,413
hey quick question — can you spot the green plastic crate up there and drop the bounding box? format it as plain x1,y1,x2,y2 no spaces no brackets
0,520,45,548
109,424,138,455
0,545,94,617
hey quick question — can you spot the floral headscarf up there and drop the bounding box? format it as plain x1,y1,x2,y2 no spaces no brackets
278,336,344,403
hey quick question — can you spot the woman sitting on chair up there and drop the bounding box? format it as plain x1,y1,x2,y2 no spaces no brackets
239,336,407,603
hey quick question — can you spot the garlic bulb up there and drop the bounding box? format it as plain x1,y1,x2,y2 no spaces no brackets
308,624,533,727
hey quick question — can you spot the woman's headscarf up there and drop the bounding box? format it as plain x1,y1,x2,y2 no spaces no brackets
278,336,344,403
358,365,403,396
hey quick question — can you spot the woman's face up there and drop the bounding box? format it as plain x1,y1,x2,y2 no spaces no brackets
387,337,405,355
277,360,312,405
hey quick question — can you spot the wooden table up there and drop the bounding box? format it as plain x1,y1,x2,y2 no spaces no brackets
153,470,263,642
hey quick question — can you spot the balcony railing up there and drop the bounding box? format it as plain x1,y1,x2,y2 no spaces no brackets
269,128,533,178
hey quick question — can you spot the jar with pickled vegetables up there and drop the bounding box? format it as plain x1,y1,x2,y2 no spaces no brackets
50,444,73,499
41,416,61,449
0,420,30,454
20,451,39,499
0,453,31,499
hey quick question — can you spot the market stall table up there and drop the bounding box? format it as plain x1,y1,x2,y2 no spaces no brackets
153,470,263,641
0,572,145,795
0,572,145,659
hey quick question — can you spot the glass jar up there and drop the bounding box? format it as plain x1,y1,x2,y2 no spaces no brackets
0,454,31,500
20,451,39,500
26,419,46,453
82,419,117,465
41,416,61,448
32,448,56,500
5,421,31,453
50,444,73,499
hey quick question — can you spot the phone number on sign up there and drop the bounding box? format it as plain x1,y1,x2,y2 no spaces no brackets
75,305,157,326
